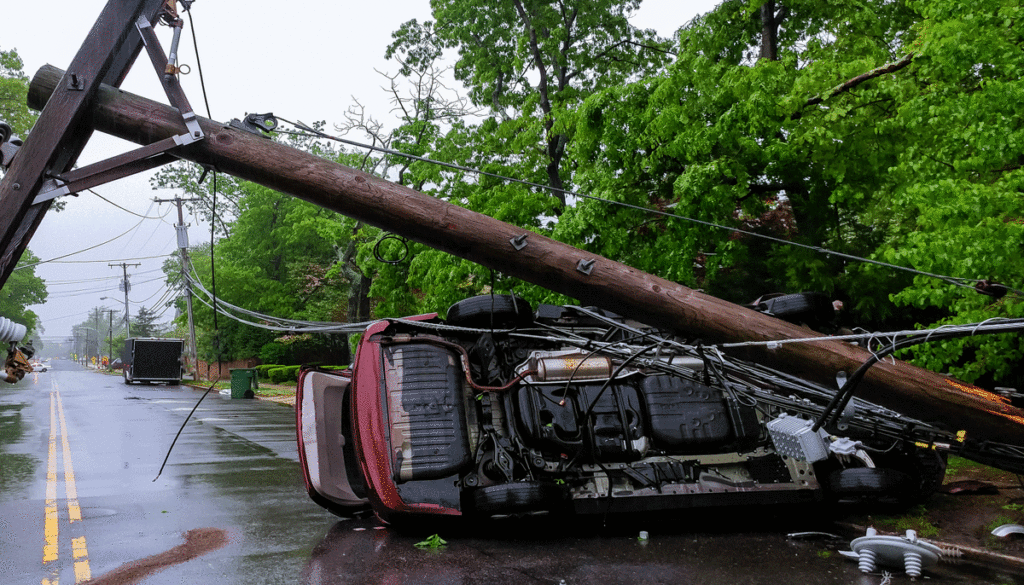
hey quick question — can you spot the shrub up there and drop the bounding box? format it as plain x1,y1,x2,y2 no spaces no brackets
268,365,302,384
254,364,279,379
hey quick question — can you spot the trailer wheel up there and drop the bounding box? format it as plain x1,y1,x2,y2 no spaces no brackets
446,295,533,329
471,481,563,516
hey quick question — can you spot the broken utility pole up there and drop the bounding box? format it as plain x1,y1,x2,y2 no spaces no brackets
23,62,1024,448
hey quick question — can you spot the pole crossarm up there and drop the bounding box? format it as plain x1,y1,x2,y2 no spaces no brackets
0,0,204,283
0,0,167,285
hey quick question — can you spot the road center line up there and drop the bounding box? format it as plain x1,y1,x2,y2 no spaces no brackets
44,393,58,566
56,391,82,523
42,386,92,584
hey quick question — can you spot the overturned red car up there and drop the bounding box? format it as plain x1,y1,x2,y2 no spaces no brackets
296,295,985,524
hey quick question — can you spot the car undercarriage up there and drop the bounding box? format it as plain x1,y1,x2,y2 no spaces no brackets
298,295,1024,522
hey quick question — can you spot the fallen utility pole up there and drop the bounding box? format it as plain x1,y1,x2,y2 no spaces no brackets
27,64,1024,448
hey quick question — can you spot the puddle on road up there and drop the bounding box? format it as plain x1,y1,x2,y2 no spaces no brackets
0,402,38,499
79,507,118,519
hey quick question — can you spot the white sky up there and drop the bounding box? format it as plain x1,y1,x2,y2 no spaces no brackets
3,0,719,344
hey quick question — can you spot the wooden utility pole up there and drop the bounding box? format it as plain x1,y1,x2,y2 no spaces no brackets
25,64,1024,446
154,196,199,377
0,0,166,285
110,262,140,337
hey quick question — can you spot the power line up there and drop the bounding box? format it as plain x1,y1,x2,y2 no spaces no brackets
87,188,169,219
275,118,1020,297
13,216,150,270
41,254,174,265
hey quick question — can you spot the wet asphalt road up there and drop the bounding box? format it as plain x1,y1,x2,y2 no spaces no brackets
1,361,1022,585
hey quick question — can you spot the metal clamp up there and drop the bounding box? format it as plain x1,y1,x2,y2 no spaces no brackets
229,113,278,136
576,258,596,275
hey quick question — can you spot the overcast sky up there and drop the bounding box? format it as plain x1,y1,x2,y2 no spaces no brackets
3,0,719,344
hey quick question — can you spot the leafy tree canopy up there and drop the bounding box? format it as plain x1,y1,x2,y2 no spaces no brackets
0,48,36,137
0,250,46,336
566,0,1023,385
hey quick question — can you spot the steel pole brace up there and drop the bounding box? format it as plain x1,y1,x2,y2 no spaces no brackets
33,9,206,205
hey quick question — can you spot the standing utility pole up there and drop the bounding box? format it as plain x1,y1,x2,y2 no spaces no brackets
154,195,199,378
110,262,140,337
103,309,116,367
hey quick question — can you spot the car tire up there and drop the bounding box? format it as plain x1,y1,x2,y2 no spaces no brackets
755,292,834,329
828,467,913,501
446,295,533,329
471,481,563,515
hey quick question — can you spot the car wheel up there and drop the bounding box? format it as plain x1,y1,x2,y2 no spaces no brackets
471,481,563,515
446,295,533,329
754,292,834,329
828,467,913,501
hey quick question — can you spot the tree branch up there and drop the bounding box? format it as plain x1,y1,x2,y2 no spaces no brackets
804,52,915,108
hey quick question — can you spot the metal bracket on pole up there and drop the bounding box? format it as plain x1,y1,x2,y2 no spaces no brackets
136,13,204,141
30,9,207,206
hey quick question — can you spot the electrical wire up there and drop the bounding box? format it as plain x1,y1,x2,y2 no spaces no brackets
87,188,167,219
276,118,1019,297
44,268,165,286
182,2,212,120
717,319,1024,350
12,216,150,270
35,254,174,265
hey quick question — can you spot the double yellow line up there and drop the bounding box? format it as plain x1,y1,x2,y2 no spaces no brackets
42,386,90,585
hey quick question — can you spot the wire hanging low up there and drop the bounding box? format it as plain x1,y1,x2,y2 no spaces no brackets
373,233,410,265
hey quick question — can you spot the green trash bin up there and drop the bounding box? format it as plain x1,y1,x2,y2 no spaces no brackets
230,368,258,399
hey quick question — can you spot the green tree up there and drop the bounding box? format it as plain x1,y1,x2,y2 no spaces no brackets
131,306,162,337
566,0,1023,384
0,250,47,336
369,0,675,315
0,48,36,137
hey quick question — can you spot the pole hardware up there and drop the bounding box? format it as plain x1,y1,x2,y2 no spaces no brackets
510,234,529,250
66,72,86,91
576,258,596,275
228,113,278,137
32,7,207,207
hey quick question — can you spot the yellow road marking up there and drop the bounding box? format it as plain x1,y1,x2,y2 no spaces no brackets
42,387,92,584
44,393,58,564
72,537,91,582
56,392,82,523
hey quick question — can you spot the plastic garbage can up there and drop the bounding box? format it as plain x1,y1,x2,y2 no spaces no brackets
230,368,258,399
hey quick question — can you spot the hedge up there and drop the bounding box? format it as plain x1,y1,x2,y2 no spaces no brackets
254,364,280,379
267,366,301,384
